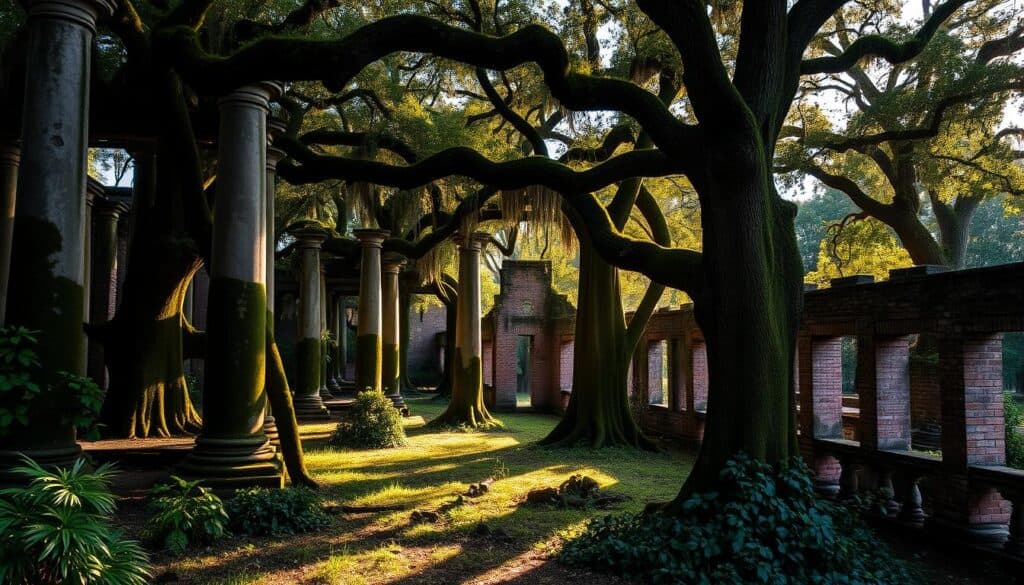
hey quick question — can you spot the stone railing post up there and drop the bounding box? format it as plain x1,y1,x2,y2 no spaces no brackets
382,253,407,411
292,225,331,419
179,82,284,489
0,0,116,480
0,142,18,324
353,229,389,393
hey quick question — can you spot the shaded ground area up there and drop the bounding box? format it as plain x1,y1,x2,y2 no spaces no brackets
105,396,1018,584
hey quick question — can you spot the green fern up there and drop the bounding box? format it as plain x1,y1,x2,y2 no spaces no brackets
0,456,151,585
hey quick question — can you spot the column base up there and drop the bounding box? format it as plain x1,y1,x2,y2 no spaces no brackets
327,376,341,394
294,393,332,420
0,443,84,486
262,415,279,447
178,435,284,491
928,517,1009,545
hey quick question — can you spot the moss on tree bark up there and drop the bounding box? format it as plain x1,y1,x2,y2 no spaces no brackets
430,350,499,429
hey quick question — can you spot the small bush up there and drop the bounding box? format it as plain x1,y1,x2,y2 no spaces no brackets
225,486,331,536
0,327,104,440
0,457,150,584
1006,394,1024,469
330,390,407,449
560,454,916,585
146,476,229,555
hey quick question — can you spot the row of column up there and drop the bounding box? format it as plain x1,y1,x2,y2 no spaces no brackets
289,227,409,417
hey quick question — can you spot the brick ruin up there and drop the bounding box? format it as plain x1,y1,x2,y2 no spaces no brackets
407,259,1024,552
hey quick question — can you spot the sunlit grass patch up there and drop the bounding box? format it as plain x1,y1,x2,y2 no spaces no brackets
151,396,693,584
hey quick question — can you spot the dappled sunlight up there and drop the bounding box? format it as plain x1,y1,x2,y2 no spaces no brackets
149,400,691,583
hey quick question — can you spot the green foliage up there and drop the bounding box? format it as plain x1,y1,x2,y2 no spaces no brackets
330,390,407,449
225,487,330,537
560,454,916,585
0,327,104,439
146,476,229,555
1005,395,1024,470
0,457,150,585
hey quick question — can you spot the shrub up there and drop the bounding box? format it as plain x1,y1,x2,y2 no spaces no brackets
225,486,331,536
0,457,150,585
0,327,104,440
330,390,407,449
1006,394,1024,469
560,454,916,585
146,476,229,554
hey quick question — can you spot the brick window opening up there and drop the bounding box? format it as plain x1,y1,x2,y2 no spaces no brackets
648,340,669,407
1004,332,1024,470
907,334,942,456
692,339,708,413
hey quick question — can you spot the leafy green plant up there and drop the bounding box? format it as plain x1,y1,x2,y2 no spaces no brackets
0,326,104,439
1005,394,1024,470
0,457,150,584
225,486,331,536
146,476,228,555
560,454,917,585
330,390,407,449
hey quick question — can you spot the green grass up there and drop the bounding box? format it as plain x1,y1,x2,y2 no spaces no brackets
154,396,694,584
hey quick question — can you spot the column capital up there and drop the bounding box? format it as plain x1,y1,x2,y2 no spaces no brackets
353,228,390,248
454,231,490,251
85,177,105,206
28,0,116,32
218,81,284,113
0,142,20,166
267,118,288,144
267,146,287,171
382,253,407,274
93,196,129,219
291,222,329,249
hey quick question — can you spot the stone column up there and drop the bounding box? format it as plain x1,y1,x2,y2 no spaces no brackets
452,232,489,396
353,229,389,393
179,83,284,489
0,142,18,325
87,197,127,388
382,254,407,411
326,290,342,394
1,0,115,480
318,265,332,400
292,225,331,418
334,295,349,384
262,132,286,443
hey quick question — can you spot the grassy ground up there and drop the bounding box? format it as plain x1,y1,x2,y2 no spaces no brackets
146,396,694,584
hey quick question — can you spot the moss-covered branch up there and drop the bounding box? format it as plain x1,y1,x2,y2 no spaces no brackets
156,14,700,158
800,0,970,74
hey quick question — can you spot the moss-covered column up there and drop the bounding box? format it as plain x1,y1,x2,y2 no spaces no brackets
353,229,389,393
0,142,19,325
0,0,115,480
382,254,407,411
431,233,499,428
335,295,351,386
262,128,286,443
292,225,331,419
87,197,127,388
326,290,342,394
179,82,284,489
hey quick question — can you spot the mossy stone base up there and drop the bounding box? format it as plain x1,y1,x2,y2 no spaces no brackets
178,435,283,492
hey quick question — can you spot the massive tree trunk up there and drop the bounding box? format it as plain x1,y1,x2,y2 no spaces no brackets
672,165,803,500
96,151,203,439
541,238,655,448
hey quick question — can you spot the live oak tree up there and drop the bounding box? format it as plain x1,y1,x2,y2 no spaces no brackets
779,0,1024,269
